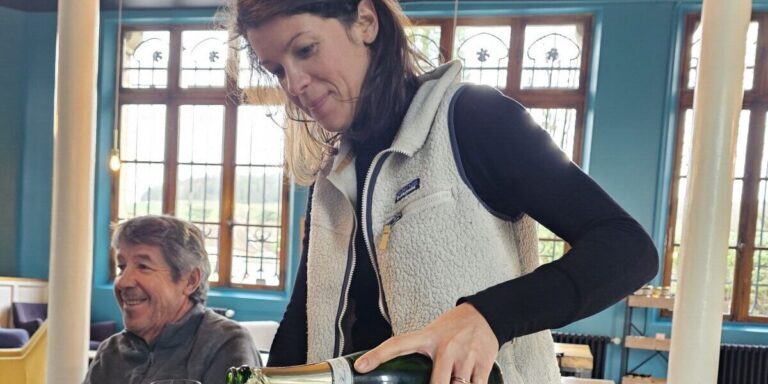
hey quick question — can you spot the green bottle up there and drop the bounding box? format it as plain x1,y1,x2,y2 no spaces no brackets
226,350,505,384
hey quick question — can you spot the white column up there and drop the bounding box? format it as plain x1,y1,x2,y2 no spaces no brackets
668,0,752,383
46,0,99,382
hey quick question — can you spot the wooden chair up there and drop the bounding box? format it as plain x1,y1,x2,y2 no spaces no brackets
0,321,48,384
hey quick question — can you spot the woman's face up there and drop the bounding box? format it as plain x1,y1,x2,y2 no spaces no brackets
247,2,378,133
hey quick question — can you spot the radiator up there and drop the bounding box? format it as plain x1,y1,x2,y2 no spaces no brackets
551,332,611,379
718,344,768,384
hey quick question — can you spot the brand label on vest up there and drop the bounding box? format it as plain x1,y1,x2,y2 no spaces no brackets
395,178,420,202
328,356,353,383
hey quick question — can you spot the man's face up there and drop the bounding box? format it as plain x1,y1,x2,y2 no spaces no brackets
114,242,195,344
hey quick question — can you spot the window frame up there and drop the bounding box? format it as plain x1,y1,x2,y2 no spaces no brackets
110,24,290,291
663,12,768,323
409,14,593,165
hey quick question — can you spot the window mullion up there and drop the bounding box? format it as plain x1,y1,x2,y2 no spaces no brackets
168,26,182,92
577,16,593,102
505,18,523,96
162,28,182,215
218,81,238,288
164,99,179,215
753,14,768,95
661,112,690,292
680,14,699,98
439,18,454,63
735,110,767,320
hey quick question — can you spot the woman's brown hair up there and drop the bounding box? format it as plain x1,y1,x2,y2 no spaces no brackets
224,0,423,184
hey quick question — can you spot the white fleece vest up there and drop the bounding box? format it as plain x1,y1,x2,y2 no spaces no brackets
306,61,561,383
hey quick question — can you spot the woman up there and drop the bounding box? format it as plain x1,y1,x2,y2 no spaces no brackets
228,1,658,383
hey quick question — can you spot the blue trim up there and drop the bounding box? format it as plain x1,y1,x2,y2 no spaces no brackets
100,8,220,24
579,8,603,174
651,1,691,287
403,1,601,18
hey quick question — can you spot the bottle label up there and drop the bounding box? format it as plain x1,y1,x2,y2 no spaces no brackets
327,356,353,384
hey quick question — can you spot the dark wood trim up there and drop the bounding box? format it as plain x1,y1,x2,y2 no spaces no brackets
505,18,524,94
218,73,238,288
732,109,764,320
571,109,584,166
756,14,768,95
662,110,687,291
743,315,768,323
277,174,291,292
578,15,593,100
679,14,700,100
163,99,180,215
508,91,583,107
167,26,182,96
439,19,454,63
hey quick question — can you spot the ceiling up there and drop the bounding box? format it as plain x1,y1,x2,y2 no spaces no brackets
0,0,428,12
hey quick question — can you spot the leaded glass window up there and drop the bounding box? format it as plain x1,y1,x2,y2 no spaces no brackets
522,25,583,89
122,31,169,88
454,26,510,89
406,25,443,67
750,112,768,316
180,31,228,88
687,21,759,91
175,105,225,282
232,105,286,286
666,13,768,322
113,26,289,290
117,104,166,218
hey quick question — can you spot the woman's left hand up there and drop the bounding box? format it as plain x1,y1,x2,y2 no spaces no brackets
353,303,500,384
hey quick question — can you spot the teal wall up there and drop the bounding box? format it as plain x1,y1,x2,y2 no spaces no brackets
18,11,57,279
3,0,768,382
0,7,26,276
0,9,57,278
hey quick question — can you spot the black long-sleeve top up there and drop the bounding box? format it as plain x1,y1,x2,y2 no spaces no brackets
267,85,658,367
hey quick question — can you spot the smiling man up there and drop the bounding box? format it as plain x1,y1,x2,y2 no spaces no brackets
84,215,260,384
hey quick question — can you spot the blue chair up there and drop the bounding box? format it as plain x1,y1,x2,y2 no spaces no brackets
11,302,47,338
89,320,117,350
0,328,29,348
11,302,117,350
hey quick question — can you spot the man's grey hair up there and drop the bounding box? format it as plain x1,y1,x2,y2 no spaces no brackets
111,215,211,304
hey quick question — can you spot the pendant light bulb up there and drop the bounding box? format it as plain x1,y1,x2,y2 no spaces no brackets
109,148,121,172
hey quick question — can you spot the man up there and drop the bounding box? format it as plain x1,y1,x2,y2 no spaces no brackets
84,215,261,384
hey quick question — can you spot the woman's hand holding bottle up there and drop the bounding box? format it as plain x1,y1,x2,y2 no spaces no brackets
354,303,500,384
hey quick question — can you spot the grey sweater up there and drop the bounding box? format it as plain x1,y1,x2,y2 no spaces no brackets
83,304,260,384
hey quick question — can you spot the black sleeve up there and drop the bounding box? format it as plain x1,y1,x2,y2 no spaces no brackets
267,186,312,366
453,85,659,345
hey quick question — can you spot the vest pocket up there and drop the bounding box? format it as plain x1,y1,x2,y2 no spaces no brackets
385,189,454,224
378,190,455,255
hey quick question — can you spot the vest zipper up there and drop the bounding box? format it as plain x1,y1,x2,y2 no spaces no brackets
361,149,407,325
333,147,406,354
333,212,357,357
